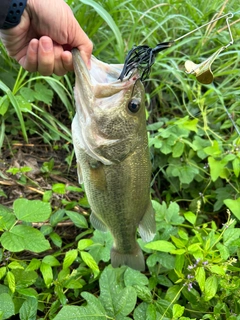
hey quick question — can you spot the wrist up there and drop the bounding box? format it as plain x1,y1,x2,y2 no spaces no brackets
2,0,28,29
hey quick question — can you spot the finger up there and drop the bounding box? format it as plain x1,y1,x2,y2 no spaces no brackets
61,51,73,72
37,36,54,75
18,39,39,72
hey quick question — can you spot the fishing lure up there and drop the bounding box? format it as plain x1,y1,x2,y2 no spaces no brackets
118,41,173,81
119,12,234,84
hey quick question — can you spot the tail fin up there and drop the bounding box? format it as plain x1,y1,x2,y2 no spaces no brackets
110,243,145,271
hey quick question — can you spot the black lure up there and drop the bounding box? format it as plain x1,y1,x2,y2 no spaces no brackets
118,41,174,81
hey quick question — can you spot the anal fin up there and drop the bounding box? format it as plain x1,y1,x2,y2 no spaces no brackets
90,211,108,232
138,201,156,242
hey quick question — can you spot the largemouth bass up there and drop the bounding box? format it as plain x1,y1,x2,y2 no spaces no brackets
72,49,155,271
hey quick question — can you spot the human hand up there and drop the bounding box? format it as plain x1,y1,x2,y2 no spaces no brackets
0,0,93,76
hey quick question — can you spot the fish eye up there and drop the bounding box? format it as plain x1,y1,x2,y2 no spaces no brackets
128,99,141,113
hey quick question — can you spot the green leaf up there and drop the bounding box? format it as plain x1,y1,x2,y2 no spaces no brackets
42,255,60,266
172,141,184,157
223,228,240,246
0,96,9,116
0,267,6,280
171,164,199,184
81,251,99,277
66,210,88,229
208,265,226,276
124,268,148,287
6,271,15,293
20,87,36,102
19,297,38,320
173,304,185,318
0,293,15,319
99,266,137,318
204,140,222,156
195,267,205,292
0,204,16,230
133,285,152,303
49,232,62,248
0,225,51,253
52,183,66,194
15,94,32,112
208,156,228,182
204,275,218,301
40,262,53,288
34,82,53,104
13,199,51,222
8,261,24,270
63,249,78,269
145,240,176,252
78,239,94,251
184,211,196,225
224,198,240,220
232,157,240,177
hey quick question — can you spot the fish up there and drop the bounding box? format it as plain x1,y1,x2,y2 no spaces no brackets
72,48,156,271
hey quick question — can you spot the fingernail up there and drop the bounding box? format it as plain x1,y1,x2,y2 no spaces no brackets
31,41,38,53
42,38,53,52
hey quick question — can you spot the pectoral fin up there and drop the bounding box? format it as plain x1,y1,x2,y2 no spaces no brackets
90,212,108,232
138,201,156,242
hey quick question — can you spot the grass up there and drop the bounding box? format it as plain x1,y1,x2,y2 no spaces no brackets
0,0,240,319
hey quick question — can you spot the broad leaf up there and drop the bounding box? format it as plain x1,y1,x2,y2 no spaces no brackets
14,199,51,222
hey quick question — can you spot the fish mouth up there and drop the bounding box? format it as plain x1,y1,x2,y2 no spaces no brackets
72,48,138,99
72,49,139,165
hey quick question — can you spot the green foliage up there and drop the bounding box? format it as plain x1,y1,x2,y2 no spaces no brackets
1,0,240,319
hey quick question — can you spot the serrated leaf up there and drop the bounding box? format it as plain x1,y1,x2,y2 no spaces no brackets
66,210,88,229
195,267,205,292
16,288,38,298
7,271,15,293
0,293,15,319
208,265,226,276
81,251,99,277
25,258,41,271
14,199,51,222
19,297,38,320
78,239,94,251
63,249,78,269
145,240,176,252
1,225,51,253
204,275,218,301
224,198,240,220
223,228,240,246
0,267,6,280
8,261,24,270
40,262,53,288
